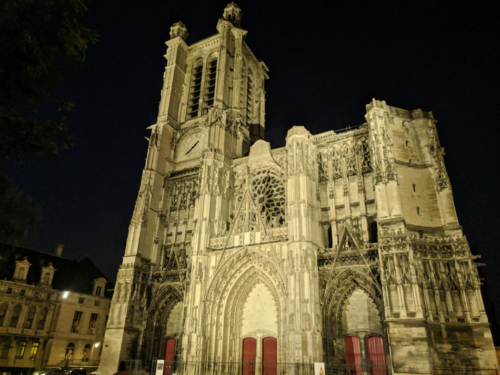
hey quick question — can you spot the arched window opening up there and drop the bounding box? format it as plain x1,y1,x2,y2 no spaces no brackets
18,267,25,279
0,303,8,326
43,272,50,284
262,337,277,375
239,63,246,109
71,311,83,333
23,306,36,329
367,336,386,375
82,344,91,362
327,226,333,248
187,61,203,119
370,222,378,243
30,342,40,359
165,338,175,375
203,58,217,113
344,336,361,375
246,70,254,124
88,313,98,335
15,341,26,358
65,343,75,360
10,305,22,328
37,307,48,330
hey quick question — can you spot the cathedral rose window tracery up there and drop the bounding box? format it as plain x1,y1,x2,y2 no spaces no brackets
251,170,286,228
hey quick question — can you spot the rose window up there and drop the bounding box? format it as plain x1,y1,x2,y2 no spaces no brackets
251,170,286,228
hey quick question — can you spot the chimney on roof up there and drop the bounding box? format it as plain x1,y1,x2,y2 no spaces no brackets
55,244,64,257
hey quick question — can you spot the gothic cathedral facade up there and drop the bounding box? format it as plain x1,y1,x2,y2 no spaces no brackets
98,3,498,374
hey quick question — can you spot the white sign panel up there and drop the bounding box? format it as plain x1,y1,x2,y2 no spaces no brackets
314,362,326,375
155,359,165,375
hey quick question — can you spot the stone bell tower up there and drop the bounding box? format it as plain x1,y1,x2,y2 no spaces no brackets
98,4,268,374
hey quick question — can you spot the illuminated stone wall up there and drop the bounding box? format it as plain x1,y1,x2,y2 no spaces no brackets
98,4,498,374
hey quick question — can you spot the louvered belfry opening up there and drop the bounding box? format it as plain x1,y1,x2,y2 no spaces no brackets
164,338,175,375
262,337,277,375
367,336,386,375
344,336,362,375
242,337,256,375
187,63,203,119
203,58,217,113
246,72,253,124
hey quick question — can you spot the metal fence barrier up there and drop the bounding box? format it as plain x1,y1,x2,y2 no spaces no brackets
148,360,386,375
126,359,499,375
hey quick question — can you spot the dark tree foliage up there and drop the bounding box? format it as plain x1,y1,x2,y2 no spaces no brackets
0,0,98,245
0,244,16,279
0,173,40,245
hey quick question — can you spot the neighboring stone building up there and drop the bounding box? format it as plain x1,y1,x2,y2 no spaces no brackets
0,244,112,374
98,3,498,374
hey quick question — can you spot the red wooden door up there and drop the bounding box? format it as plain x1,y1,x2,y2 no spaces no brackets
367,336,386,375
164,338,175,375
242,338,257,375
262,337,277,375
344,336,362,375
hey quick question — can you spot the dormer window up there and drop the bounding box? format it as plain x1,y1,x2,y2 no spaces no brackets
39,263,55,287
93,277,107,297
13,257,31,282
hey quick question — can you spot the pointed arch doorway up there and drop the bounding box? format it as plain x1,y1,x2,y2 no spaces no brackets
367,336,386,375
262,337,277,375
164,338,175,375
242,337,277,375
242,338,256,375
344,336,361,375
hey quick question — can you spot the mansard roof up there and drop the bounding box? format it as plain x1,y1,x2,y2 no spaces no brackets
0,243,113,298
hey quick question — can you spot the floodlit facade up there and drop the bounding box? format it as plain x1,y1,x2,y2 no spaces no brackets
0,245,112,374
98,3,498,374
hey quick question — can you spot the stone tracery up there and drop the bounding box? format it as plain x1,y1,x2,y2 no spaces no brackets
250,169,286,228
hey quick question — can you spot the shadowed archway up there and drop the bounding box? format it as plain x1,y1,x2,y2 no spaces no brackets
143,284,184,361
322,269,385,364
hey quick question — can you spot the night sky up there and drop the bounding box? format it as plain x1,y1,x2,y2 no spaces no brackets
5,0,500,335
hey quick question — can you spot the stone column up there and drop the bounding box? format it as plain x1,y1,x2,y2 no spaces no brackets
285,126,323,363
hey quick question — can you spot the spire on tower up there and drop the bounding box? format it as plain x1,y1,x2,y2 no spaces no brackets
169,21,188,41
223,2,242,28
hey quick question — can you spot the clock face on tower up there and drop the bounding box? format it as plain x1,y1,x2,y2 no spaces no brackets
177,131,206,162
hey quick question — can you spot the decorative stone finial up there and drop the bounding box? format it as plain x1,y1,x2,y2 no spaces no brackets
169,21,188,41
223,2,242,27
286,126,311,139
